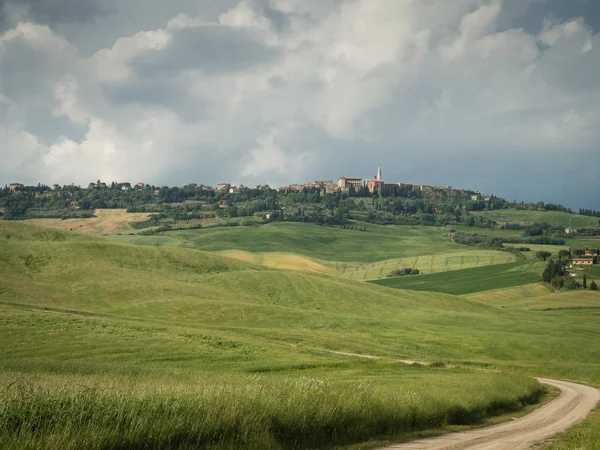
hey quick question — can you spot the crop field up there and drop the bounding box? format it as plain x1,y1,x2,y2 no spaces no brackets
214,250,336,275
167,222,467,263
2,221,600,448
463,283,552,303
369,261,541,295
24,209,151,235
466,287,600,310
472,209,599,228
107,233,185,247
339,251,517,281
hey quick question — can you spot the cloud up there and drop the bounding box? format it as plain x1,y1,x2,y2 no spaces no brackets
0,0,109,32
0,0,599,208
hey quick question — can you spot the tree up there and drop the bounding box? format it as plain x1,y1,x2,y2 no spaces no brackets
542,259,566,283
591,281,598,291
583,274,587,289
558,249,571,259
536,251,552,261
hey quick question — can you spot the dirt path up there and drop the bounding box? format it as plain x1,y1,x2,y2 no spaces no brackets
380,377,600,450
310,349,599,449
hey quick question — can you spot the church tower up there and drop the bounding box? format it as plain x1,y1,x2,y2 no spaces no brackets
377,167,382,181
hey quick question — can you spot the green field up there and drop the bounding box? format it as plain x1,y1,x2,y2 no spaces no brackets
167,222,468,263
369,261,542,295
473,209,600,228
339,251,517,281
2,221,600,448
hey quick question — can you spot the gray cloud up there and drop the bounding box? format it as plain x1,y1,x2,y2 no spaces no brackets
101,79,208,122
514,0,600,33
1,0,600,210
0,0,109,31
131,25,280,76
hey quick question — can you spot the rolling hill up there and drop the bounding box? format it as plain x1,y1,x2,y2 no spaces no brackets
1,221,599,448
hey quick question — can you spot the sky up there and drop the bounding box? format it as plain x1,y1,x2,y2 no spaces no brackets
0,0,599,209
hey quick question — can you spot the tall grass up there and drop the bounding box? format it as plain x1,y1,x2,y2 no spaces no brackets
0,372,544,449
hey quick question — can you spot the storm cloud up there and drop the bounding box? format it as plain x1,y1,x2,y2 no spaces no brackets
1,0,599,209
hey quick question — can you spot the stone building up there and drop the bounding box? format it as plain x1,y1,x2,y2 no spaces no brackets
337,177,362,190
364,167,385,194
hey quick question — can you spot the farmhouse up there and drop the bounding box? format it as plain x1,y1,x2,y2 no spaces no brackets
573,256,596,266
565,227,576,234
9,183,23,193
585,249,599,256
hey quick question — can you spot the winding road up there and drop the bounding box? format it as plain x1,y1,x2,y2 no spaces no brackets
309,348,600,449
380,378,600,450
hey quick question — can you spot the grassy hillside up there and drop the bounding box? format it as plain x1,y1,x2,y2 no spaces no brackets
168,222,466,263
24,209,151,235
1,221,600,448
339,250,517,281
473,209,599,228
369,261,541,295
466,287,600,310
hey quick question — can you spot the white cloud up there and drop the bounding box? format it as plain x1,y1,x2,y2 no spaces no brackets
0,0,599,205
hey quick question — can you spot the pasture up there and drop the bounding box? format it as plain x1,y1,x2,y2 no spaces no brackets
24,209,151,235
167,222,464,263
339,250,517,281
369,261,541,295
472,209,599,228
2,221,600,448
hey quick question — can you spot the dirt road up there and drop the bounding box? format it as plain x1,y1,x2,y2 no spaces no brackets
380,378,600,450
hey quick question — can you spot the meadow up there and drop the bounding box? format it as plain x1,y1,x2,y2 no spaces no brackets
338,250,517,281
167,222,465,262
25,209,151,235
369,261,542,295
2,220,600,448
472,209,600,228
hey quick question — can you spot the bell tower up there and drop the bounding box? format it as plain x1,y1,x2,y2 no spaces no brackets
377,167,382,181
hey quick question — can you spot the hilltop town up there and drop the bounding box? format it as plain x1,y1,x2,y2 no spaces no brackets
7,166,483,201
277,167,485,201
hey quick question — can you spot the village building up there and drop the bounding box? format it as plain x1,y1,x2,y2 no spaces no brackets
229,187,241,194
397,182,422,190
311,180,338,193
216,183,230,192
364,167,386,194
573,256,596,266
135,182,145,189
584,249,599,256
337,176,362,190
9,183,24,193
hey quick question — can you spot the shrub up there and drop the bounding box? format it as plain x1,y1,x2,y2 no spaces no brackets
591,281,598,291
387,268,420,278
